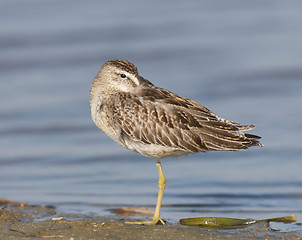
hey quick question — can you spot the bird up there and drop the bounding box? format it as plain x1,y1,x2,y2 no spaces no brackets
90,59,262,225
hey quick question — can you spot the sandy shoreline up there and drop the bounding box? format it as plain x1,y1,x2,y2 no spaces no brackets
1,203,301,240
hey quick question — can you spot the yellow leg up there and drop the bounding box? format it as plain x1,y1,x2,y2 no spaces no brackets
126,161,166,225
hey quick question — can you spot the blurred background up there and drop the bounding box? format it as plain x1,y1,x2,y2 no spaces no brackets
1,0,302,225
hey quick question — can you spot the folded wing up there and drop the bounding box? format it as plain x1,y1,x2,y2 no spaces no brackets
107,85,262,155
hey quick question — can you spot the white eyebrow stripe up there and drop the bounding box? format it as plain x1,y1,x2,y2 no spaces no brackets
130,73,140,86
120,71,139,86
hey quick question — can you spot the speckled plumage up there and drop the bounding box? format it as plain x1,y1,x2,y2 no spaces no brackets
90,59,262,159
90,59,262,225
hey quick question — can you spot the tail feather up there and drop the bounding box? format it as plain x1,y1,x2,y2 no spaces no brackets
236,124,255,131
196,122,263,151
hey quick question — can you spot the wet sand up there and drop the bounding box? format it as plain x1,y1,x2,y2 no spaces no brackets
0,203,301,240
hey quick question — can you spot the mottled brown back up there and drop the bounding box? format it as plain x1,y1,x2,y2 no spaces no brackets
106,83,262,155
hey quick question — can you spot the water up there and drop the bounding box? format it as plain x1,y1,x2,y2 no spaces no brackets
1,0,302,235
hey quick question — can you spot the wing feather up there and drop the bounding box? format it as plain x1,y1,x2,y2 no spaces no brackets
107,84,262,157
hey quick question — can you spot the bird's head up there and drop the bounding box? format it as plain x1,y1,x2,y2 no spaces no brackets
92,59,141,94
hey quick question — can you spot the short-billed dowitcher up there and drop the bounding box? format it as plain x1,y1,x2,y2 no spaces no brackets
90,59,262,225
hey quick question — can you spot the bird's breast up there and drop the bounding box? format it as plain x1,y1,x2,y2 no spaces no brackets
91,98,127,148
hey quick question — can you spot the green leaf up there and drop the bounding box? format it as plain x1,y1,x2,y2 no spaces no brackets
179,215,298,228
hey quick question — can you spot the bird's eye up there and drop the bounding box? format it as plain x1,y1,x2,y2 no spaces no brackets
120,74,126,78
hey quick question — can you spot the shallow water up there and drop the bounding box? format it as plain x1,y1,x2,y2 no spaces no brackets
1,0,302,236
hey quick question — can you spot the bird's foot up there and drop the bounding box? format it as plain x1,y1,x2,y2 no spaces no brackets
125,217,165,225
